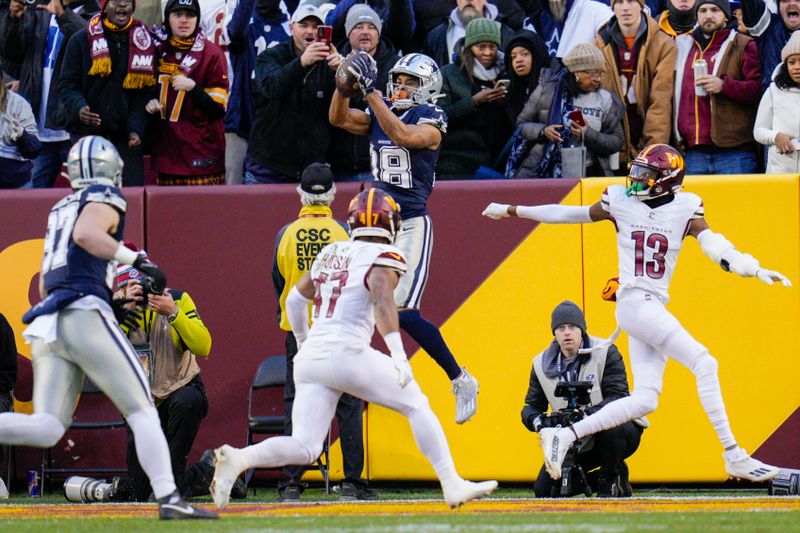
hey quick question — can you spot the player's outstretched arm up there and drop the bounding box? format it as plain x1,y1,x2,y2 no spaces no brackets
364,92,442,149
690,218,792,287
287,273,316,346
482,201,611,224
368,265,413,387
329,90,371,135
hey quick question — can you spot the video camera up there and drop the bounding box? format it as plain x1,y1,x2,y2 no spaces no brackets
540,381,593,428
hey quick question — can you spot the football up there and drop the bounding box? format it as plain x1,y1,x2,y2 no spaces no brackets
335,54,363,98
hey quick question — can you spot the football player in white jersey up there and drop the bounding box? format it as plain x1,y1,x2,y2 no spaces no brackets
210,189,497,508
482,143,790,483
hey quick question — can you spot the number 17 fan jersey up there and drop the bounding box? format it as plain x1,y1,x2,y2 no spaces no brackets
601,185,704,302
299,240,407,358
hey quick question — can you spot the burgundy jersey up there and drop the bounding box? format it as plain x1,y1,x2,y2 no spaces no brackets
151,39,228,176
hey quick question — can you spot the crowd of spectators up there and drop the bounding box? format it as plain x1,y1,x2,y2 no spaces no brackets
2,0,800,187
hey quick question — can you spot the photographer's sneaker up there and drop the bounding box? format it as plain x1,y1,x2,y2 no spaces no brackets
724,448,780,482
539,427,572,480
442,478,498,509
158,491,218,520
210,445,248,508
451,368,479,424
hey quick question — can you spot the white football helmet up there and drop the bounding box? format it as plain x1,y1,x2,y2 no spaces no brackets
66,136,124,189
386,53,443,109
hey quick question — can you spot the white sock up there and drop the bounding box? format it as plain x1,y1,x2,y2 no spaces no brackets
126,407,176,499
407,406,459,485
243,436,313,470
690,355,736,449
0,412,64,447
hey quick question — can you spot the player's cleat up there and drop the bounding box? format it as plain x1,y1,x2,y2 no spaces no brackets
539,427,569,480
210,444,248,508
0,476,8,500
442,478,498,509
157,490,218,520
724,448,780,482
451,368,478,424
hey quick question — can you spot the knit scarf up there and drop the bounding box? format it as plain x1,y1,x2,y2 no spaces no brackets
667,2,695,34
152,26,206,78
535,69,576,178
87,14,156,89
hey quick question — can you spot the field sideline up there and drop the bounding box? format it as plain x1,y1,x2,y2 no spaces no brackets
1,488,798,532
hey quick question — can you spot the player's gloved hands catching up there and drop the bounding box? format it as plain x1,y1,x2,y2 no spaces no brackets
133,255,167,294
347,51,378,97
756,268,792,287
111,298,141,330
390,351,413,388
482,203,511,220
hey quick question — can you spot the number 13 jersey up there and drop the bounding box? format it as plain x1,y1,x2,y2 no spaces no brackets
300,240,407,358
367,101,447,220
602,185,704,302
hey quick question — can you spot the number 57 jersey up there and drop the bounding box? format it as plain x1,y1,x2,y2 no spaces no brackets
300,240,407,358
602,185,704,303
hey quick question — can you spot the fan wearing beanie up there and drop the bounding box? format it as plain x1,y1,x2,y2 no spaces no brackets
437,18,514,180
673,0,761,175
57,0,157,185
753,30,800,173
595,0,676,164
511,42,625,178
144,0,229,185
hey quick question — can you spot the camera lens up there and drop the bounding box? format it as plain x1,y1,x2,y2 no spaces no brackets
64,476,114,502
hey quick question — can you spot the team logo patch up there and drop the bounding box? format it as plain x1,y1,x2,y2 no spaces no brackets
133,26,152,51
88,15,104,35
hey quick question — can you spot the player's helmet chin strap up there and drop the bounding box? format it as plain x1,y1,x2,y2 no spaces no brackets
578,327,621,354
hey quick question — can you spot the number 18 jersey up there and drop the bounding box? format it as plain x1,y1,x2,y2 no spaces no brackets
299,240,407,358
602,185,704,302
368,101,447,220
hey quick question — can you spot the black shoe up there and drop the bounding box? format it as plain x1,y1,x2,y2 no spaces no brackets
615,461,633,497
596,477,615,498
230,476,248,500
158,491,219,520
333,481,379,501
277,484,303,502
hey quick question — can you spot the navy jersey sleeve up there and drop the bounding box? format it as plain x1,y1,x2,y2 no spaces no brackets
81,184,127,215
414,104,447,134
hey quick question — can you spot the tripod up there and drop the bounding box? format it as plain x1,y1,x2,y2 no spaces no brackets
551,440,593,497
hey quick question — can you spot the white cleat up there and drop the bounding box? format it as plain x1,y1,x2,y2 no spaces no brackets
724,448,780,482
210,445,247,508
452,368,479,424
442,478,498,509
539,427,569,480
0,476,8,500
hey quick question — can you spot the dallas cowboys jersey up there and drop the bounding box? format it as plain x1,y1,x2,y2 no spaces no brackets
602,185,704,302
23,185,127,324
298,240,407,357
368,101,447,220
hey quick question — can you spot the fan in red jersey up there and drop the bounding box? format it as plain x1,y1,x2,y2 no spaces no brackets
145,0,229,185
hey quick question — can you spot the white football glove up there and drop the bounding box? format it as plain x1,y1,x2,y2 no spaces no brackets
756,268,792,287
482,203,511,220
391,351,413,388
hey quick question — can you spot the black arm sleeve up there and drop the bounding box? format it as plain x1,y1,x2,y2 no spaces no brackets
187,84,225,120
521,364,550,432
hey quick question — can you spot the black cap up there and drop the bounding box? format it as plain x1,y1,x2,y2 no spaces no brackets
300,163,334,194
551,300,587,337
164,0,201,18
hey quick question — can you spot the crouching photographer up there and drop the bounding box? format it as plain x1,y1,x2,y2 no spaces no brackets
521,301,647,498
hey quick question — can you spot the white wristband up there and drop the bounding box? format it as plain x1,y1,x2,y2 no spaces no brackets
383,331,404,355
114,244,139,266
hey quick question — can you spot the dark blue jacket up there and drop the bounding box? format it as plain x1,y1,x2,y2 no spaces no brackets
225,0,290,138
741,0,794,92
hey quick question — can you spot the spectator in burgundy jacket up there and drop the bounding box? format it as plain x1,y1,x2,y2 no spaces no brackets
673,0,761,174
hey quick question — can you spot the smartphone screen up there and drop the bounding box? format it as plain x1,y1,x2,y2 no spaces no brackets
494,79,510,90
316,25,333,46
568,109,586,128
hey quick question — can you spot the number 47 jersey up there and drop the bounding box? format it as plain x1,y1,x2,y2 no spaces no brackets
300,240,407,358
602,185,704,303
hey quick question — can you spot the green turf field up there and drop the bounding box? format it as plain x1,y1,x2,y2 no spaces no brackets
1,486,798,532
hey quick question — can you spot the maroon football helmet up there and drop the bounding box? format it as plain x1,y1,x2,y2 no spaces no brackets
347,188,402,243
626,144,686,199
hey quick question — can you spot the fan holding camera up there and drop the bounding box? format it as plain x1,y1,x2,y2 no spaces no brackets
521,301,647,498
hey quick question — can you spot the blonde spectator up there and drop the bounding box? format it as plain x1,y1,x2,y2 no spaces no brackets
0,67,42,188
